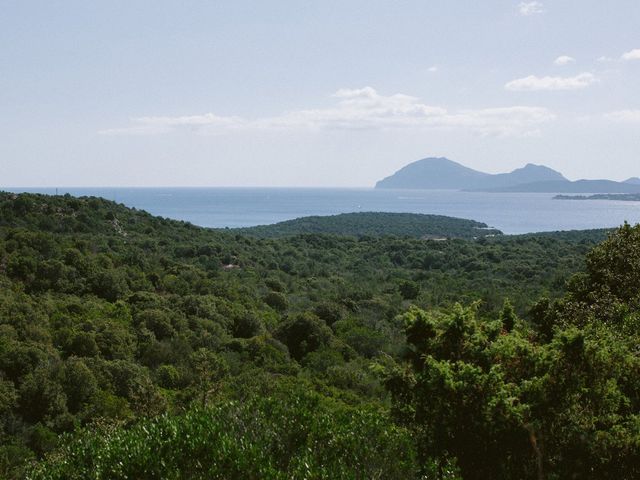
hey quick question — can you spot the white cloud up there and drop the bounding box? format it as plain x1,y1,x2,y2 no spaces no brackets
427,65,439,73
595,49,639,63
554,55,575,66
621,49,640,61
605,110,640,122
518,1,545,16
505,72,597,91
101,87,555,137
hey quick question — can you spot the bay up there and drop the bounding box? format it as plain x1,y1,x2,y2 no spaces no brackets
5,187,640,235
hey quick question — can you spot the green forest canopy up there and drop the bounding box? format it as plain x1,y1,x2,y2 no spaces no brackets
233,211,502,239
0,191,636,479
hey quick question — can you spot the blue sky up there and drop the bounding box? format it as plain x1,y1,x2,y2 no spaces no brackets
1,1,639,186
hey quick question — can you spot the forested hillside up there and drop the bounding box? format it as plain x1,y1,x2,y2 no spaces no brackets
0,192,637,479
235,212,502,239
236,212,502,240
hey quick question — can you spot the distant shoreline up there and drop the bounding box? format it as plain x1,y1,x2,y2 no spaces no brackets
554,193,640,202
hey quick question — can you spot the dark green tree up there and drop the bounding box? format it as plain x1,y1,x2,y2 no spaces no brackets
276,312,332,361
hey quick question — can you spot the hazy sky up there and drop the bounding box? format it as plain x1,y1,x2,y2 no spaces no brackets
1,1,639,187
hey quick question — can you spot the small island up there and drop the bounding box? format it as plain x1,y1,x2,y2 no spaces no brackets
554,193,640,201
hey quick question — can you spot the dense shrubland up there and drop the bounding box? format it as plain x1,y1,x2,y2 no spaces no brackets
0,191,634,479
381,223,640,479
27,383,417,480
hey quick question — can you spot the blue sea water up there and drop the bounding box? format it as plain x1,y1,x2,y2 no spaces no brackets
4,187,640,235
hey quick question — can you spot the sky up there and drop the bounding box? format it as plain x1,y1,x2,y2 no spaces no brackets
1,0,639,187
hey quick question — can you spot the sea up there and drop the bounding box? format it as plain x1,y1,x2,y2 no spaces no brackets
5,187,640,235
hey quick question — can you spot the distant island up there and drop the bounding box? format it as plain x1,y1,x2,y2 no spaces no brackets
234,212,502,239
375,157,640,193
554,193,640,201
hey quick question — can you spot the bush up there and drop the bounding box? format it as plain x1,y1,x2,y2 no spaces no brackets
263,292,288,312
276,313,332,361
398,280,420,300
26,389,418,480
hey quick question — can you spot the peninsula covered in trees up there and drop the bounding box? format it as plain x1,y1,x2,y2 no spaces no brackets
554,193,640,201
234,212,502,239
0,191,638,479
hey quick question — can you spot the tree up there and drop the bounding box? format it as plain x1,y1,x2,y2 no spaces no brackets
384,302,640,480
0,378,18,428
399,280,420,300
263,291,288,312
63,357,98,413
191,348,229,406
18,367,68,425
499,299,517,332
232,312,264,339
68,332,100,358
313,301,343,326
549,222,640,329
276,312,332,361
135,309,175,340
385,305,533,479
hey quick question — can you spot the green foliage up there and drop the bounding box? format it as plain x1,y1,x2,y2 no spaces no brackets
312,301,344,326
235,211,502,239
191,348,229,406
263,291,288,312
0,191,626,478
548,222,640,329
398,279,420,300
27,387,417,480
499,298,517,332
383,224,640,479
276,313,332,361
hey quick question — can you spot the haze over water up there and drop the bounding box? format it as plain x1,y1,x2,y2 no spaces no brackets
6,187,640,235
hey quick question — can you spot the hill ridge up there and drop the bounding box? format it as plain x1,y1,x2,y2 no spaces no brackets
376,157,640,193
234,211,502,239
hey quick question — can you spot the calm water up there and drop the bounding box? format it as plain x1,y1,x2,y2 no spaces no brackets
5,187,640,235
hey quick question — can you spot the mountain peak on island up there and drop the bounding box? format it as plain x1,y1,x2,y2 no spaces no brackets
375,157,565,190
375,157,640,193
502,163,567,183
374,157,489,190
518,163,563,175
